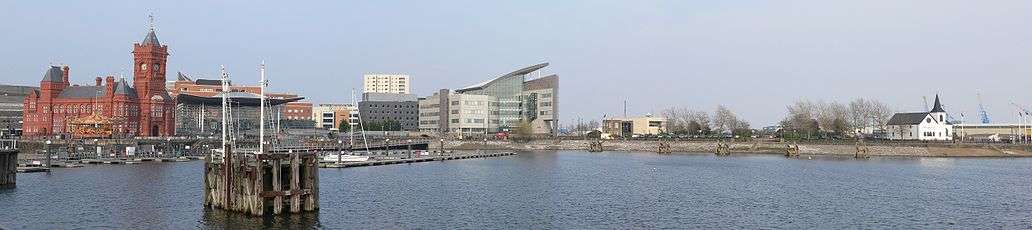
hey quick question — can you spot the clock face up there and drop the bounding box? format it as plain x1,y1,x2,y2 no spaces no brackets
141,63,148,70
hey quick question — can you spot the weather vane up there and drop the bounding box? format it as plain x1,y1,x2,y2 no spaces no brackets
148,14,155,31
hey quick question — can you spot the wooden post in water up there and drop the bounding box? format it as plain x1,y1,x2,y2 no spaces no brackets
290,152,301,213
0,149,16,189
272,158,282,214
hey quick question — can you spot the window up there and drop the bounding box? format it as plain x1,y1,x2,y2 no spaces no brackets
925,118,931,123
451,101,459,106
450,119,459,124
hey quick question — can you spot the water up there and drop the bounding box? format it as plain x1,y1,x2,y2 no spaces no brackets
1,151,1031,229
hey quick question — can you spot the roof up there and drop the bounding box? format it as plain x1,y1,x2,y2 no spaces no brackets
41,66,63,82
524,74,558,91
886,112,929,125
194,79,224,86
176,92,303,106
113,79,137,98
456,63,549,93
142,30,160,46
930,95,945,113
176,72,192,82
56,86,105,99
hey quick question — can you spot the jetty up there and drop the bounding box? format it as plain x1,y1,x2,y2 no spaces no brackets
320,152,516,168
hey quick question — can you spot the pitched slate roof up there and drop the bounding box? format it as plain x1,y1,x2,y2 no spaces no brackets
143,30,160,46
113,79,137,98
886,112,929,125
41,66,64,82
57,86,105,99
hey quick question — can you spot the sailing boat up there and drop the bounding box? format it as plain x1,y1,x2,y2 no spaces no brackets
322,89,370,163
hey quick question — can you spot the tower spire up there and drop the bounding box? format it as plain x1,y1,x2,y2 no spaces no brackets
148,14,155,31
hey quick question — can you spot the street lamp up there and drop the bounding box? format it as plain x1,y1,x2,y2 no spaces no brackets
406,139,412,159
44,140,52,168
385,138,391,157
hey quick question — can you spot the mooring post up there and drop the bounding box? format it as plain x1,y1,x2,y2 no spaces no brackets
273,158,282,214
290,152,300,213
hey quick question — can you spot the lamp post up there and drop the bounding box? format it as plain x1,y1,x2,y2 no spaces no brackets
45,140,52,169
439,138,445,156
337,140,343,163
407,139,412,159
385,138,391,157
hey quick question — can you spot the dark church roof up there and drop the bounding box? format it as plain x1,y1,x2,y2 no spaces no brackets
57,86,105,99
886,112,929,125
930,95,945,113
113,79,137,98
41,66,64,82
143,30,160,46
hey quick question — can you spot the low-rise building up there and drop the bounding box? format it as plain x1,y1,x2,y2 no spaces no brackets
0,85,37,137
601,115,666,138
359,92,419,131
954,123,1031,142
884,95,953,141
311,104,356,131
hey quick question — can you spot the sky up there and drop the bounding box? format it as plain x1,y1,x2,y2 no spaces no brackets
2,0,1031,127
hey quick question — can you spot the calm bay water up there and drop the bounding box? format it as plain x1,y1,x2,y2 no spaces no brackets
1,151,1030,229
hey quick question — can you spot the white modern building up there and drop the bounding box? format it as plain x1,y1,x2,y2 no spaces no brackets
363,74,410,94
885,95,953,141
311,103,357,130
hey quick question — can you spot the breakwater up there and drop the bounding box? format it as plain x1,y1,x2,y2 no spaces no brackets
437,140,1032,157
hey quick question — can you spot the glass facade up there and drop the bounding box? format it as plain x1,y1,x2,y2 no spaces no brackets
460,74,524,131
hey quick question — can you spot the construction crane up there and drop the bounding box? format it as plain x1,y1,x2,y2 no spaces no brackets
977,93,991,124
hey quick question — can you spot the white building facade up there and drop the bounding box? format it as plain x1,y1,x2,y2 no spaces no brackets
363,74,410,94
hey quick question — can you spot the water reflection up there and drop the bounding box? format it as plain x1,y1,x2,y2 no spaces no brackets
202,207,321,229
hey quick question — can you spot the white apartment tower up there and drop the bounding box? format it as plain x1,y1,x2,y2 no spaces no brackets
363,74,410,94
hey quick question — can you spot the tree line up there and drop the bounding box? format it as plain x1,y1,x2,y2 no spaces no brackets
660,105,751,136
780,98,893,139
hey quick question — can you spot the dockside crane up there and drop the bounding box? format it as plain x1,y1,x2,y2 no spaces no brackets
977,93,991,124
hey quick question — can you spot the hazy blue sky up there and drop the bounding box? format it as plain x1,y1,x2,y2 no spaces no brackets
2,0,1031,126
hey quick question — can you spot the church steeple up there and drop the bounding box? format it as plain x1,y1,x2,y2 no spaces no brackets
930,94,946,113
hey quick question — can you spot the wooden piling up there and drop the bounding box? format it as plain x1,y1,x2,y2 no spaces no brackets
203,151,319,216
1,150,16,189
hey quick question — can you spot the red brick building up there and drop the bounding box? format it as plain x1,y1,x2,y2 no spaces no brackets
22,27,175,138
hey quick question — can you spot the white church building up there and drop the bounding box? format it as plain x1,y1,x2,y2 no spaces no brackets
885,95,954,141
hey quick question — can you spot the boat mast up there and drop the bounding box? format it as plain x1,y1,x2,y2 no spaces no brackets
220,65,230,162
259,61,267,155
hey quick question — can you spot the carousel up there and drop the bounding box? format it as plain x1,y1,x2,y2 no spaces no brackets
67,114,114,138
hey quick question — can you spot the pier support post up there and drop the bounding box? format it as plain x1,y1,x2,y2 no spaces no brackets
272,158,282,214
290,152,301,213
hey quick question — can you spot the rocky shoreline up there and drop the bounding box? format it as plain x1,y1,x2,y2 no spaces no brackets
437,140,1032,157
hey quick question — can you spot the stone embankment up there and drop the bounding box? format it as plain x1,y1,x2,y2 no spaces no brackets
437,140,1032,157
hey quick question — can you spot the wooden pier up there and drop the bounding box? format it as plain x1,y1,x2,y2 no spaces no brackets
203,149,320,216
1,149,17,189
321,152,517,168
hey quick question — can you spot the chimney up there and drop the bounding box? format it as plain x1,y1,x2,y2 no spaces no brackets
61,65,70,86
95,77,102,86
105,76,115,96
